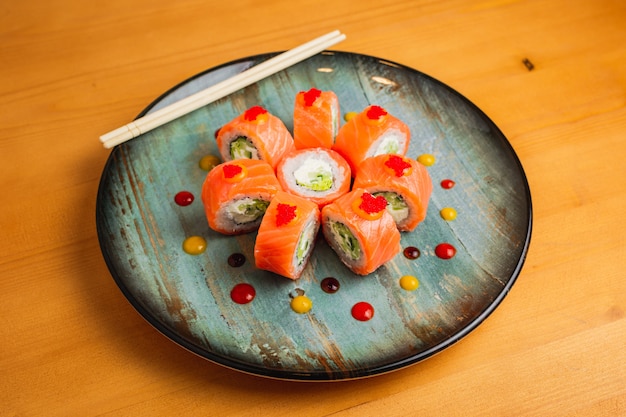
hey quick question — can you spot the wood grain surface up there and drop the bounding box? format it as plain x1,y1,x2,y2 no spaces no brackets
1,0,624,415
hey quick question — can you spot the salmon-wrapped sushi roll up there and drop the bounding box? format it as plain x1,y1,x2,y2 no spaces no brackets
293,88,340,149
276,147,351,209
216,105,295,169
254,191,320,280
332,105,410,174
353,154,433,232
201,159,282,235
321,188,401,275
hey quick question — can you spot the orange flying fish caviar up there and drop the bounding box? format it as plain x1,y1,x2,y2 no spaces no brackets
276,203,298,227
366,105,388,120
302,88,322,106
353,192,387,220
384,155,413,177
222,163,247,182
243,105,268,122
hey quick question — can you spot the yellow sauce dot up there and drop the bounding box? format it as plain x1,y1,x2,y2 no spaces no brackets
290,295,313,314
182,236,207,255
344,111,357,122
399,275,420,291
440,207,457,221
417,154,436,166
199,154,221,171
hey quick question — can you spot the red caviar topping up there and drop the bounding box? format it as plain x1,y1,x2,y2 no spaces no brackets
276,203,298,227
365,105,388,120
384,155,413,177
243,105,268,122
360,192,387,213
353,192,387,220
222,163,247,182
223,164,243,178
302,88,322,106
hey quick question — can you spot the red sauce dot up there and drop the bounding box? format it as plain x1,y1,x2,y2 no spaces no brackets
403,246,421,260
321,277,340,293
435,243,456,259
441,179,455,189
228,253,246,267
174,191,194,206
230,283,255,304
351,302,374,321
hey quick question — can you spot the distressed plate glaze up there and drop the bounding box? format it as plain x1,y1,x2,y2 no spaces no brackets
96,51,532,380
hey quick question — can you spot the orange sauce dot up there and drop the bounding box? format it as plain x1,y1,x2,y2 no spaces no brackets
199,154,220,171
182,236,207,255
440,207,457,221
417,154,436,166
344,111,357,122
399,275,419,291
290,295,313,314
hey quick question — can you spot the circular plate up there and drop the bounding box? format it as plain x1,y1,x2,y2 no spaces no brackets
96,51,532,381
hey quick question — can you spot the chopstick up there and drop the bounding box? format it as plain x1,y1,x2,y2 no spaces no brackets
100,30,347,149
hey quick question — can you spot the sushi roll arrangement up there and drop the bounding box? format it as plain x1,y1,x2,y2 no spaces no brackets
293,88,340,149
216,105,295,169
201,90,431,280
276,147,351,209
254,191,320,280
353,154,433,232
332,105,410,174
201,159,282,235
321,188,401,276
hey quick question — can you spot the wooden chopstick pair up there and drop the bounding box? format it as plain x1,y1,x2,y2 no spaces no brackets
99,30,347,149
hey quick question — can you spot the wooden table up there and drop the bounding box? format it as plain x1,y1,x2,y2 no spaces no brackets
2,0,624,415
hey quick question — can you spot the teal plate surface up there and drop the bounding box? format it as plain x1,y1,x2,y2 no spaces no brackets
96,51,532,381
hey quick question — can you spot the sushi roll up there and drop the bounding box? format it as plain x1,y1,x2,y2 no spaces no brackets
216,105,295,169
332,105,410,174
353,154,433,232
321,188,401,275
201,159,282,235
293,87,340,149
254,191,320,280
276,147,351,209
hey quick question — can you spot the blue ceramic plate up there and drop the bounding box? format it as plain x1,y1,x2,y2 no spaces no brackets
96,51,531,381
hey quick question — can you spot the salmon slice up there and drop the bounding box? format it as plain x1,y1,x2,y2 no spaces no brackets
353,154,433,231
321,188,401,275
276,147,351,209
201,159,282,235
254,191,320,279
216,105,295,169
293,88,340,149
332,105,410,174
